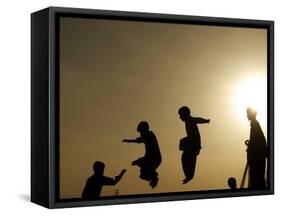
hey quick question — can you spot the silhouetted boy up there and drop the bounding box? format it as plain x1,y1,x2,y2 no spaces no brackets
245,107,267,189
178,106,210,184
227,177,237,191
123,121,162,188
82,161,126,200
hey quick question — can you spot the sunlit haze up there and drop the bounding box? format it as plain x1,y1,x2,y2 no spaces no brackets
59,17,267,198
233,76,267,127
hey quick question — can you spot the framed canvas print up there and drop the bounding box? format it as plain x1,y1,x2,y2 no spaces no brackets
31,6,274,208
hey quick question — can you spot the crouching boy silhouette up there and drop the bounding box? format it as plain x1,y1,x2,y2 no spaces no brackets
82,161,126,200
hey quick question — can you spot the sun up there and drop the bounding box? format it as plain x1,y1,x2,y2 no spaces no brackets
233,76,267,126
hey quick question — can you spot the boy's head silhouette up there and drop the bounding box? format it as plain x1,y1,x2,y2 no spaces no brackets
178,106,191,121
93,161,105,175
246,107,257,121
227,177,237,190
137,121,150,135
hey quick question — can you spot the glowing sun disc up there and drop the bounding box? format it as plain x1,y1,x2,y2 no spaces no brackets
233,76,267,126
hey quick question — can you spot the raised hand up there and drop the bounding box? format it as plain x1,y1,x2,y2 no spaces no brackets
115,169,127,183
120,169,126,177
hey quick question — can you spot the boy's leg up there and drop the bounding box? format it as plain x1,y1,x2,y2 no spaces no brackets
182,152,197,184
181,152,189,178
188,155,197,180
138,158,151,181
149,169,159,188
132,157,144,166
139,159,159,184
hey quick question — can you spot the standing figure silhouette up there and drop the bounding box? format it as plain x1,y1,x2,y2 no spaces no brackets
245,107,267,189
123,121,162,188
178,106,210,184
82,161,126,200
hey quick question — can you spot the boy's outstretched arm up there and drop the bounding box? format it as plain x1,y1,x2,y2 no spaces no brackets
103,169,127,186
194,117,211,124
122,137,143,143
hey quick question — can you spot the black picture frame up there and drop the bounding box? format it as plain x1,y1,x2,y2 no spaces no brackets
31,6,274,208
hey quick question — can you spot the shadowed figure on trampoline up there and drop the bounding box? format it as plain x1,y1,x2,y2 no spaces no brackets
81,161,126,200
123,121,162,188
178,106,210,184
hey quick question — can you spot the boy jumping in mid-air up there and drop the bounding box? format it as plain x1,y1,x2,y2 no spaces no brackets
123,121,162,188
178,106,210,184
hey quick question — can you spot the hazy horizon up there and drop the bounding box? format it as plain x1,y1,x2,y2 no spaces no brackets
59,17,267,198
